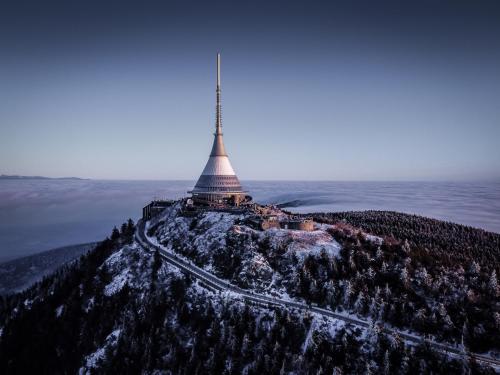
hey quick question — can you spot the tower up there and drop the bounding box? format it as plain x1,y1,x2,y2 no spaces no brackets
189,53,249,206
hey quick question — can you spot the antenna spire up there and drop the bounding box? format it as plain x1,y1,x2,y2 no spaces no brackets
217,53,221,88
210,53,227,156
215,53,222,135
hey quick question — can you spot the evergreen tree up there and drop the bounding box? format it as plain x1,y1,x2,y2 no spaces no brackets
488,270,498,296
111,226,120,241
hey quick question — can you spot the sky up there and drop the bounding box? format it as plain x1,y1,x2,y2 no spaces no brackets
1,0,499,181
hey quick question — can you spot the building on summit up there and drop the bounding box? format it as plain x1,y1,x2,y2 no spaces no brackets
140,54,315,232
141,54,314,232
189,54,251,207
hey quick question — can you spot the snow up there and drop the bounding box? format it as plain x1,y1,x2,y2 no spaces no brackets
102,245,152,296
300,314,346,355
192,212,237,255
317,222,383,246
84,297,94,313
148,205,345,309
80,329,121,373
104,247,127,267
314,223,335,231
302,317,317,353
261,228,342,260
189,279,217,295
322,316,346,337
103,247,133,296
260,272,294,301
104,271,130,296
55,305,64,317
364,234,383,245
154,207,342,279
84,202,499,372
138,209,500,370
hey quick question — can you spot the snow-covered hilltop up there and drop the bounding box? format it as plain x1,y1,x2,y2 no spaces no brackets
146,201,500,363
0,202,499,374
147,202,345,296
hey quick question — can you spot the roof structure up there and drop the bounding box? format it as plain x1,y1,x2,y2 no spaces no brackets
190,54,246,197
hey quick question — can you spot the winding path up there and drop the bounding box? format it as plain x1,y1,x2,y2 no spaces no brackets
135,219,499,368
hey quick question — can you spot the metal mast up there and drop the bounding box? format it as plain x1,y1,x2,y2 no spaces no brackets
216,53,222,135
210,53,227,156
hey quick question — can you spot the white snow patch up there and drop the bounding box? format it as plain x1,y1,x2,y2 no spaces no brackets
104,247,127,267
55,305,64,317
101,244,152,296
261,228,342,260
302,317,317,353
192,212,238,255
104,270,131,296
84,297,95,313
314,223,335,231
81,329,121,373
364,234,383,245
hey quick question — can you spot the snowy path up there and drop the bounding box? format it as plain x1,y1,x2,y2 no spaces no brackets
135,219,500,369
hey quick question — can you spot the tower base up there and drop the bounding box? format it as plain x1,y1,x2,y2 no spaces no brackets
190,192,251,207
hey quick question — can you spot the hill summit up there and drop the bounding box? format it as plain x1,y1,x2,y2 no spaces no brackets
0,201,499,374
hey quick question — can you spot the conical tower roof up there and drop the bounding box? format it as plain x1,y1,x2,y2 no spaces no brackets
191,54,245,196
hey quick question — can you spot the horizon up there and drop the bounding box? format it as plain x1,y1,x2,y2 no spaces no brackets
2,174,500,183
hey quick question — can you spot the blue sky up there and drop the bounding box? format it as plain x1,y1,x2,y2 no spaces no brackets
1,0,499,180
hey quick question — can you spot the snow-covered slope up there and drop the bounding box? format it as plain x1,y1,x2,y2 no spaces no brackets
149,204,342,297
2,208,498,374
147,204,500,363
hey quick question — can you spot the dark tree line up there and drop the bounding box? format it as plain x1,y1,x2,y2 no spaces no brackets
310,210,500,270
287,211,500,353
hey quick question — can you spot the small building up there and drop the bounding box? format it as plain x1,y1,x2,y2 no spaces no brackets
254,215,280,230
248,214,315,232
261,216,281,230
282,218,314,231
247,215,279,230
142,200,174,220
